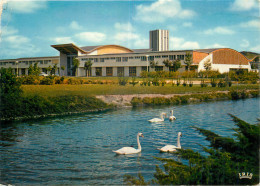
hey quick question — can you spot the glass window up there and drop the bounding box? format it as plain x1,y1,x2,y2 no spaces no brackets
129,67,136,76
96,67,102,76
117,67,124,76
94,58,99,62
100,58,105,62
169,55,174,60
155,56,161,58
155,66,163,71
141,66,150,72
122,57,128,62
141,56,147,61
116,57,121,62
162,55,168,58
106,67,113,76
149,56,154,61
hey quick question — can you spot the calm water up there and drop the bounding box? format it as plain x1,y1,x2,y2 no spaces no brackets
0,98,259,185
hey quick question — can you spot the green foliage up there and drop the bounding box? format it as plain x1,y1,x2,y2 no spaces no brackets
125,115,259,185
118,76,128,86
72,58,80,76
184,52,192,71
129,77,138,86
84,60,93,77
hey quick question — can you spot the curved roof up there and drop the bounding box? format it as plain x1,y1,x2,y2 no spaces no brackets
83,45,134,55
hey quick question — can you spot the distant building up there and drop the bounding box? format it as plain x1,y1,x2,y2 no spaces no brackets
149,29,169,51
0,31,254,77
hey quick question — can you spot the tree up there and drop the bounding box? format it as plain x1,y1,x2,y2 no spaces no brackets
163,59,172,69
0,68,23,118
204,59,212,78
61,66,65,76
84,60,93,77
33,62,40,76
72,58,80,77
184,52,192,71
172,59,182,72
28,64,34,75
150,61,158,69
52,64,58,75
46,65,52,75
124,114,259,185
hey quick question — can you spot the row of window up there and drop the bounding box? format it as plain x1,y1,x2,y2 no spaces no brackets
95,66,165,76
81,54,186,63
0,60,52,66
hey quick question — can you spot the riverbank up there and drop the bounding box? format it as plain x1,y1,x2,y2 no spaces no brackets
96,89,259,107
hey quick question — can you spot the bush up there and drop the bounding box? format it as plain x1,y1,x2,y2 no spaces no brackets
230,90,240,100
118,76,128,86
129,77,139,87
40,77,54,85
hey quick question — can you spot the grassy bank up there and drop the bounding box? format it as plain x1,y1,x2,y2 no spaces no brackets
22,84,259,97
1,95,112,122
131,90,260,106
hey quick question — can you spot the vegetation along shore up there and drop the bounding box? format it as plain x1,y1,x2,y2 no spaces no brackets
0,68,259,122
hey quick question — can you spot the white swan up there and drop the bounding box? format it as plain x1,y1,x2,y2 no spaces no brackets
148,112,167,122
169,110,176,121
158,132,182,152
113,132,144,155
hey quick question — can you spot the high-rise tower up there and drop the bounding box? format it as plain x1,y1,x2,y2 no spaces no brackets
149,29,169,51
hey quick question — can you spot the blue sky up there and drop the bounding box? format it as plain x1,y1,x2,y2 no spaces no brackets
0,0,259,59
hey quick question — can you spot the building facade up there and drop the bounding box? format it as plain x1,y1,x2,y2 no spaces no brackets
149,29,169,51
0,31,254,77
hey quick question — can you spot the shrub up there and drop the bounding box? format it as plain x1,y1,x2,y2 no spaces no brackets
230,90,240,100
211,78,217,87
129,77,139,87
40,77,54,85
118,76,128,86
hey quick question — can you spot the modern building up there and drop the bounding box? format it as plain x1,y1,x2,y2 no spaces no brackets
0,30,254,77
149,29,169,51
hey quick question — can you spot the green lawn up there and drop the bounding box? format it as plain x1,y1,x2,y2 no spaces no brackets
22,83,259,97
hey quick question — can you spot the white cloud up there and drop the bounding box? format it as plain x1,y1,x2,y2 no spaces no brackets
250,45,260,53
1,27,18,36
114,32,139,42
204,27,235,35
69,21,83,30
182,22,193,27
53,37,74,44
240,39,250,48
75,32,106,43
230,0,257,11
206,43,227,49
170,37,200,50
240,19,260,28
8,0,47,14
4,35,30,47
135,0,196,23
115,22,135,32
133,38,149,49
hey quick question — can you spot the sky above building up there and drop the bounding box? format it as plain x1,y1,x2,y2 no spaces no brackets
0,0,259,59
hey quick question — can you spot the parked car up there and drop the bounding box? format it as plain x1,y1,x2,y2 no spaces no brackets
39,72,48,76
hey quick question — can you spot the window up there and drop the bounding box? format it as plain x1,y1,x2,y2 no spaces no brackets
141,56,147,61
94,58,99,62
129,57,134,59
155,56,161,58
116,57,121,62
141,66,149,72
155,66,163,71
100,58,105,62
162,55,168,58
106,67,113,76
21,68,26,75
135,56,140,59
129,67,136,76
149,56,154,61
117,67,124,76
96,67,102,76
122,57,128,62
169,55,174,60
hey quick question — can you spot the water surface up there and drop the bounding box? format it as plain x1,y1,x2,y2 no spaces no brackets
0,98,259,185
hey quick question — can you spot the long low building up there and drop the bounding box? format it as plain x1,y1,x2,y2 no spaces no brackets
0,43,253,77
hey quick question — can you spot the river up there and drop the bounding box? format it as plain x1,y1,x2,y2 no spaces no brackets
0,98,259,185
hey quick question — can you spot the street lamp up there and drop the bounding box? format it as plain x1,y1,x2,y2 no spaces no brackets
15,61,19,76
146,55,149,72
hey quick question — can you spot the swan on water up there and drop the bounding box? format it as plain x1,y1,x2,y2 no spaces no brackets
157,132,182,152
148,112,167,122
169,110,176,121
113,132,144,155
